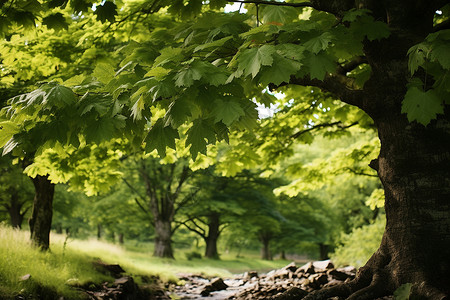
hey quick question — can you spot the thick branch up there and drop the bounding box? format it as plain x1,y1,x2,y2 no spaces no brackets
288,75,366,108
227,0,313,8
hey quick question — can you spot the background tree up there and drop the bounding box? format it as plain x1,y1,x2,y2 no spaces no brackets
0,156,33,228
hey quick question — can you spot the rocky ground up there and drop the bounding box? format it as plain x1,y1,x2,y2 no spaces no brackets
64,260,395,299
171,260,359,299
171,260,396,300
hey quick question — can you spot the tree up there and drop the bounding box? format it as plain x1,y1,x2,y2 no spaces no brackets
1,0,449,297
0,156,33,228
121,155,196,258
180,170,247,259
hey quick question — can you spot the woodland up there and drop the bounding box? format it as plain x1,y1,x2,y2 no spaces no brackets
0,0,449,299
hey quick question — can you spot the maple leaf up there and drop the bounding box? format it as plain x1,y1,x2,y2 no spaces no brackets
0,121,19,148
95,1,117,23
237,45,275,78
44,84,76,108
259,54,302,86
42,13,69,31
145,119,179,157
306,52,336,80
401,87,444,125
212,99,245,126
185,119,216,160
261,6,299,25
304,32,333,54
431,43,450,69
163,98,192,128
93,63,115,85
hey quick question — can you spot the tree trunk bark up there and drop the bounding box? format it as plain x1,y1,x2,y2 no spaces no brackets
29,175,55,251
153,219,174,258
318,243,329,260
97,223,102,239
204,213,220,259
7,193,25,229
305,111,450,299
118,233,124,244
259,232,272,260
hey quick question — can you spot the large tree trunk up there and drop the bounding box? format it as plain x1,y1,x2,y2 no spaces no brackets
153,219,174,258
204,213,220,259
29,175,55,251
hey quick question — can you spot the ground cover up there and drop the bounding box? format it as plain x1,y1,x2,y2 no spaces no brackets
0,224,289,299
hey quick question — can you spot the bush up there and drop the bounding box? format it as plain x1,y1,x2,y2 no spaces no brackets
185,251,202,260
331,217,385,268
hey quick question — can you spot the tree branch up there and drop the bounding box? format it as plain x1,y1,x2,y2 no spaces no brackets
227,0,313,8
288,74,366,108
290,121,358,139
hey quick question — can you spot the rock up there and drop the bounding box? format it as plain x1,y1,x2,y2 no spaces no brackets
271,287,309,300
327,268,354,281
282,262,298,273
200,277,228,296
244,271,259,281
92,260,125,278
297,262,315,275
312,260,334,270
20,274,31,281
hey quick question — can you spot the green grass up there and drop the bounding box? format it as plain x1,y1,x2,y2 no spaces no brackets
0,224,290,299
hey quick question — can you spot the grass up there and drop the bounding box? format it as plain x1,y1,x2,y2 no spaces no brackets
0,224,291,299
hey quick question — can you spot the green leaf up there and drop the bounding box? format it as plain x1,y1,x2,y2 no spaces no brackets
237,45,275,78
259,54,302,86
12,10,36,29
145,67,171,79
350,15,390,41
342,9,371,22
431,43,450,69
212,99,245,126
2,138,18,155
261,6,299,24
42,13,69,31
174,65,203,87
0,121,19,148
95,1,117,23
145,119,179,157
393,283,412,300
304,32,333,54
44,85,76,108
194,36,233,53
407,44,430,76
276,44,305,61
185,119,216,160
154,47,184,67
307,52,336,80
163,99,192,128
93,63,115,85
401,87,444,125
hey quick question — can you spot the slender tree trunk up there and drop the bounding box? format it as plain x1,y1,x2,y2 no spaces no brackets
7,193,25,229
318,243,329,260
153,219,174,258
280,250,286,260
29,175,55,251
97,224,102,239
118,233,124,244
204,213,220,259
259,232,272,260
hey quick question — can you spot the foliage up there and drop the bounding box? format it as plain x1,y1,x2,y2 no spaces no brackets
331,217,385,268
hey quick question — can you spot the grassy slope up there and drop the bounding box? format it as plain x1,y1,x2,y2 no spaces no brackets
0,225,289,299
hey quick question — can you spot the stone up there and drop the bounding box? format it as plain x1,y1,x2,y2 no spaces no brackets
20,274,31,281
200,277,228,296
